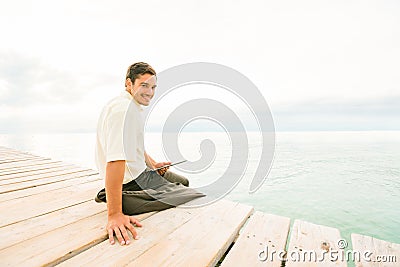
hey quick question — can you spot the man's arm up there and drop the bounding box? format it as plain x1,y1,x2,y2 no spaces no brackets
144,151,170,176
105,160,142,245
144,151,157,169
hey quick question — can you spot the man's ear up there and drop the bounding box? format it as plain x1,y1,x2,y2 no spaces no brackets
125,78,132,88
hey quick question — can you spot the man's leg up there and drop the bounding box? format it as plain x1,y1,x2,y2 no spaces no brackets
162,171,189,186
95,178,141,203
95,170,205,215
122,170,204,215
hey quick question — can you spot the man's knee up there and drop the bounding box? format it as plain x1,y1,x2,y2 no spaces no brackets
181,178,189,187
164,171,189,187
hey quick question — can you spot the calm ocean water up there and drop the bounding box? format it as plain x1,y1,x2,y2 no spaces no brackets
1,131,399,249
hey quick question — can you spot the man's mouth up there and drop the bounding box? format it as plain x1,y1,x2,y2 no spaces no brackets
142,95,152,102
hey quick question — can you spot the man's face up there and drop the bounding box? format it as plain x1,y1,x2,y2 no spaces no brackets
128,73,157,106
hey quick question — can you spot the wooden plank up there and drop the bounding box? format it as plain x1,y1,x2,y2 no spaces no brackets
58,199,233,266
221,211,291,267
0,158,58,171
0,165,92,184
0,152,26,156
0,179,103,227
0,151,37,158
0,146,28,151
0,200,106,250
0,156,42,164
285,220,347,267
0,151,39,158
0,169,98,194
351,234,400,267
0,158,40,165
128,201,254,267
0,174,101,202
0,151,18,155
0,161,79,177
0,150,35,156
0,152,43,160
0,158,54,170
0,210,155,266
0,161,68,176
0,148,35,155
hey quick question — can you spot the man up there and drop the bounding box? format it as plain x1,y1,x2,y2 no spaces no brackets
94,62,204,246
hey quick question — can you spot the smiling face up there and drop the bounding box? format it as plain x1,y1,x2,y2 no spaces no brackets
126,73,157,106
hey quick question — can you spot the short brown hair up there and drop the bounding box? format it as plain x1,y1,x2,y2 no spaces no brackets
125,62,156,87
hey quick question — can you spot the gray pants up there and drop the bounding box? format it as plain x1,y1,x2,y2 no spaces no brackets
95,170,205,215
163,170,189,186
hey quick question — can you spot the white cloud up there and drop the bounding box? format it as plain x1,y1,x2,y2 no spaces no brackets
0,0,399,133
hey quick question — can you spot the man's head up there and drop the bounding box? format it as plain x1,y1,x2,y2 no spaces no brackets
125,62,157,106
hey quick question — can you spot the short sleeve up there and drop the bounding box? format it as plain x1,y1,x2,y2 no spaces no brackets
104,107,136,162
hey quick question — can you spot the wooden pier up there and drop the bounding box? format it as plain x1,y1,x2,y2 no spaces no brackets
0,146,398,266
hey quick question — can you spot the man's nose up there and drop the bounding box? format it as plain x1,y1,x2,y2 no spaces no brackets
146,89,153,95
149,87,156,95
143,87,153,95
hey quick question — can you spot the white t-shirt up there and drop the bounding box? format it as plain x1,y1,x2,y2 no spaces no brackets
95,91,147,184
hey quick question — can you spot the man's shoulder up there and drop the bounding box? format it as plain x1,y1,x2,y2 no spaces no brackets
103,94,131,115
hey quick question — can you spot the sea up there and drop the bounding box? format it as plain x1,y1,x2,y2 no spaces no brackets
1,131,399,254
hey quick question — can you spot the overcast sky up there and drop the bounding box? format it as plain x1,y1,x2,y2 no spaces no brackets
0,0,399,133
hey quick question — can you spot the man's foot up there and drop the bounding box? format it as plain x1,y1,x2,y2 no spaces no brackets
94,195,103,203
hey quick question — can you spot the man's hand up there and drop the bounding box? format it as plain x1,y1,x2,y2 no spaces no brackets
107,213,143,245
154,161,171,177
